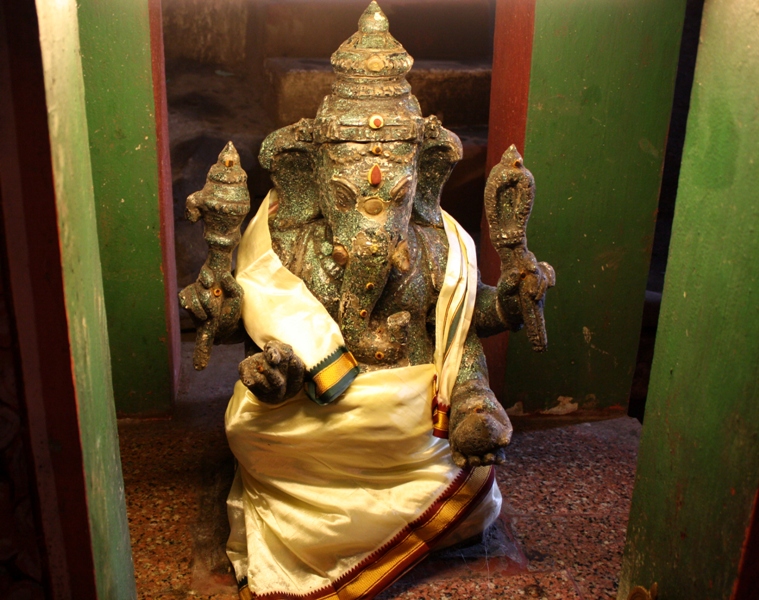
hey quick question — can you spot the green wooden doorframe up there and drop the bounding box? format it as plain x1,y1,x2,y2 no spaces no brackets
484,0,687,416
78,0,179,417
618,0,759,596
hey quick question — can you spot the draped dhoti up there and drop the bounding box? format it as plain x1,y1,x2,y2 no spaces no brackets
226,193,501,599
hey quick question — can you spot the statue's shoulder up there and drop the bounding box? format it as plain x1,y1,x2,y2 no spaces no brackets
411,221,448,250
270,219,342,313
410,222,448,293
270,218,328,273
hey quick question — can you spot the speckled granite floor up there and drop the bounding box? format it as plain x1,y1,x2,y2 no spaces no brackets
118,342,640,600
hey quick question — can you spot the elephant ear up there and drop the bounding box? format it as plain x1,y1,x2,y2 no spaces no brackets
259,118,321,232
412,117,463,228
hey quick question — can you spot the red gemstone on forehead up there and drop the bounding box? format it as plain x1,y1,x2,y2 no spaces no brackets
369,165,382,186
372,117,382,127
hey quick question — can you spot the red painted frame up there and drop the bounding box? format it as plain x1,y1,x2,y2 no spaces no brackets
149,0,181,398
480,0,536,402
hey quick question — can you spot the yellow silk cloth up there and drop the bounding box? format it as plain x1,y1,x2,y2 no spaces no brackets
432,209,479,438
226,193,501,599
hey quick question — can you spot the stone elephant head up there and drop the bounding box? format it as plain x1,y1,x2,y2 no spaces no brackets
257,2,464,361
259,115,462,361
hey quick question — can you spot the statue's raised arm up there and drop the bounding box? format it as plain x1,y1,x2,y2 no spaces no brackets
178,142,250,370
478,145,556,350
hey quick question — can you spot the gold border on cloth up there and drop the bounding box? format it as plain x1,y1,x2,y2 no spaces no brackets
305,347,360,405
431,393,451,439
312,351,358,394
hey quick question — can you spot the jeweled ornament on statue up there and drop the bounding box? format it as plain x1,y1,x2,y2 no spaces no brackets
179,2,555,598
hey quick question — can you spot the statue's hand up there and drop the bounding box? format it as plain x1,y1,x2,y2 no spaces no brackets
179,267,214,325
498,248,553,299
239,341,305,404
180,266,245,370
449,393,513,469
216,272,244,338
498,248,555,351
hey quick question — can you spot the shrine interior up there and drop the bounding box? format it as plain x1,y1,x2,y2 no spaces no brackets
1,1,758,599
123,2,698,597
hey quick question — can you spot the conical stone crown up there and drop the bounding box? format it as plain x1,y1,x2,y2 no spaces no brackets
313,1,424,144
331,1,413,84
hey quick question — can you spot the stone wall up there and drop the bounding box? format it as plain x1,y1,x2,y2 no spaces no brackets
162,0,249,67
162,0,495,71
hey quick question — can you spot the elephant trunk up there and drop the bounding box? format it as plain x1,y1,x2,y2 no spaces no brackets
336,229,409,364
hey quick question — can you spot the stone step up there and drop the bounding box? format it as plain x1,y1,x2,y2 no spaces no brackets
264,57,491,128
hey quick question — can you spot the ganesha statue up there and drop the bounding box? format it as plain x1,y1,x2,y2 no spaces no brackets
180,3,554,599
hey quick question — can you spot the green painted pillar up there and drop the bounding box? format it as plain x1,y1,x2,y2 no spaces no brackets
495,0,686,413
78,0,179,416
39,1,137,594
618,0,759,596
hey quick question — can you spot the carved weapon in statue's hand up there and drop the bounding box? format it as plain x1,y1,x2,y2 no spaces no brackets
178,142,250,370
484,145,556,351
